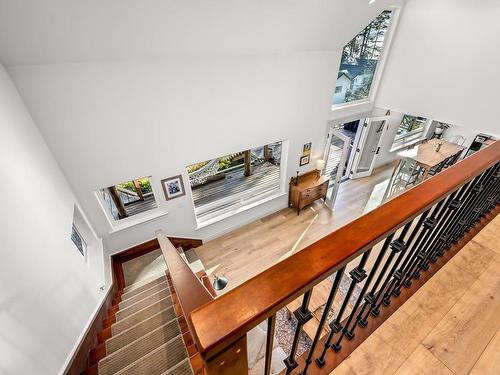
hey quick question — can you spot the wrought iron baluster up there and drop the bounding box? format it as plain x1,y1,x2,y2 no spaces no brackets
425,189,467,266
394,201,445,291
330,251,371,352
353,234,395,327
407,192,458,281
430,174,483,258
368,222,413,314
386,210,430,298
442,167,497,251
344,240,396,340
297,267,345,372
463,166,500,229
264,315,276,375
284,289,313,374
398,199,447,288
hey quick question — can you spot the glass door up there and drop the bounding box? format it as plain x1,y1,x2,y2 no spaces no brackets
323,128,351,209
350,116,389,179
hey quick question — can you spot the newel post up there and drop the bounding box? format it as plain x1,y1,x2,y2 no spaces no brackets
204,335,248,375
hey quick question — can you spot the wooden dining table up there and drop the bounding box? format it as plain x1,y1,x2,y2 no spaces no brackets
397,139,466,180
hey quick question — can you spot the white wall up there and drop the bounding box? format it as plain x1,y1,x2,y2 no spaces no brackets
0,65,107,375
9,53,340,252
376,0,500,144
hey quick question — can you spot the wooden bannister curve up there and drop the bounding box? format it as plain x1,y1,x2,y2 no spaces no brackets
188,140,500,360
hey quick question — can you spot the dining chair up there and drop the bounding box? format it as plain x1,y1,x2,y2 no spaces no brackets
443,150,463,168
428,159,447,176
393,157,423,187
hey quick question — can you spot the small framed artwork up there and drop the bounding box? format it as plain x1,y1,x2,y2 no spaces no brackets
161,175,186,200
303,142,312,156
300,155,310,166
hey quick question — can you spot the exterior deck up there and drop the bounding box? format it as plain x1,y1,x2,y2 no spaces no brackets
191,162,281,209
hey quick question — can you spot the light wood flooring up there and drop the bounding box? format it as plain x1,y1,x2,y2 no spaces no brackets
195,164,395,291
330,214,500,375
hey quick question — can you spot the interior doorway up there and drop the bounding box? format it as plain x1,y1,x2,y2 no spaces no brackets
322,115,390,209
349,116,390,179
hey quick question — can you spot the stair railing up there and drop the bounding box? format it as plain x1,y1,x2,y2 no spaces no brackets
156,232,214,341
176,141,499,374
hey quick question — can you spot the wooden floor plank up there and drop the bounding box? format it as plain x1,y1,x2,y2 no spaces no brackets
394,345,454,375
422,255,500,375
329,215,500,375
469,328,500,375
195,165,396,292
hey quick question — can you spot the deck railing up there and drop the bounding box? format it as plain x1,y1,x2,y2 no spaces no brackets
165,141,500,375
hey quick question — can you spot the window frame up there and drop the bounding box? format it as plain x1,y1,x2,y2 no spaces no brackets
332,6,402,114
187,141,289,229
390,115,430,152
95,176,167,233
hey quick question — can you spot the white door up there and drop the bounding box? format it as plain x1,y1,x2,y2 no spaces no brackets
350,116,390,179
323,128,351,209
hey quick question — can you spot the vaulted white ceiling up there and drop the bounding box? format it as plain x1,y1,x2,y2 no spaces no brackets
0,0,404,66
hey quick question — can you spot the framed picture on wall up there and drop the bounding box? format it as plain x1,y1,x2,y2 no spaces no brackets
299,155,310,166
303,142,312,156
161,175,186,200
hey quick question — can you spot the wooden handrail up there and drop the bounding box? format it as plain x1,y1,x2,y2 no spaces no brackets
189,140,500,360
156,231,214,336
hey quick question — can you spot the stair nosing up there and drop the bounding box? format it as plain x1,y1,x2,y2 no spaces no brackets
99,320,182,372
113,335,188,375
111,296,173,333
117,286,171,317
120,280,169,304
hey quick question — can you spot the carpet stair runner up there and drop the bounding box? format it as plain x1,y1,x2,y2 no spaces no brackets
84,273,204,375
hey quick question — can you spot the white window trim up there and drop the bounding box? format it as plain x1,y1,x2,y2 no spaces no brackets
195,190,287,229
331,5,402,113
190,141,289,229
94,178,168,233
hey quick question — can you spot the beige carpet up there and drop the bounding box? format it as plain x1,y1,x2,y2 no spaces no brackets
122,249,167,286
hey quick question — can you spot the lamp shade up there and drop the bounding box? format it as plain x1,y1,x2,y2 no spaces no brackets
316,159,325,171
213,275,228,291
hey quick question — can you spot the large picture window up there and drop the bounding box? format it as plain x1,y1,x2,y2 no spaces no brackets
333,10,393,105
187,142,283,226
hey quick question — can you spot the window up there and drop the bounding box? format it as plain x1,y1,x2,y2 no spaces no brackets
100,176,157,221
187,141,284,226
71,224,86,257
391,115,428,149
333,10,393,105
335,86,343,94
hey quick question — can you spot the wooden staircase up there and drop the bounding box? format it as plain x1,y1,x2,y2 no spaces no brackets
83,273,204,375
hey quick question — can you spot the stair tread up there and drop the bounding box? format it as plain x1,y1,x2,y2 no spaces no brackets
184,249,200,264
161,359,194,375
122,275,165,295
116,287,171,321
114,336,189,375
120,280,168,306
99,320,182,375
112,296,173,335
107,307,177,354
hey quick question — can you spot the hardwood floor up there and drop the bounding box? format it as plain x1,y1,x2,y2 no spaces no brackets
330,214,500,375
195,164,395,291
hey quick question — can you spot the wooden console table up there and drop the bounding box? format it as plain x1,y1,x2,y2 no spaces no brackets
289,171,329,215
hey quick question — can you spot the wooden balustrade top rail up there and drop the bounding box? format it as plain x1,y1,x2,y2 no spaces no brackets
156,231,214,335
189,141,500,359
